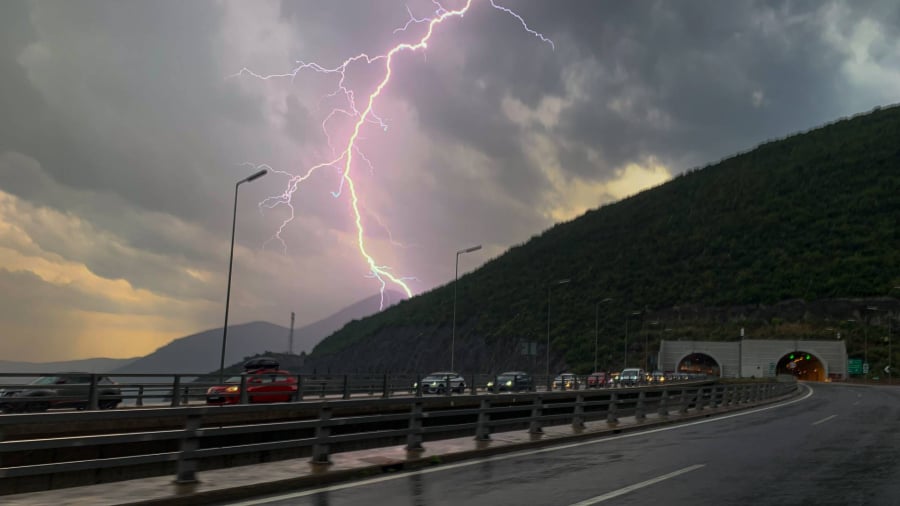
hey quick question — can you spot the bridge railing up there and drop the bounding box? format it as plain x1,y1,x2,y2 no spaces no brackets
0,379,797,495
0,371,705,413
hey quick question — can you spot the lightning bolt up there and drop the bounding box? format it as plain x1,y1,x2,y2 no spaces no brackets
237,0,552,308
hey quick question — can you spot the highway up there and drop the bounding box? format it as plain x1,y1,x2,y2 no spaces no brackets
219,383,900,506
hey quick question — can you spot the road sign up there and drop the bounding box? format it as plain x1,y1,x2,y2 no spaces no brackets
885,365,892,374
863,363,870,374
848,359,863,375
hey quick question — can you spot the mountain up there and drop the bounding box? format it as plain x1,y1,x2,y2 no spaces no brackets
0,357,138,374
112,290,405,375
0,357,139,385
304,105,900,375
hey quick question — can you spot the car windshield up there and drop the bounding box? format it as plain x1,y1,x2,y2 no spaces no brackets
30,376,62,385
497,374,519,381
423,375,454,382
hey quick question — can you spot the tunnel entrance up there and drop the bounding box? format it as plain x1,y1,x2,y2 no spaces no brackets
776,351,825,381
678,353,721,377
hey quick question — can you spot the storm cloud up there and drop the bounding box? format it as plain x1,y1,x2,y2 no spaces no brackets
0,0,898,360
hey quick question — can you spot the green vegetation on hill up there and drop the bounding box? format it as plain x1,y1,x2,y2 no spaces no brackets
311,105,900,373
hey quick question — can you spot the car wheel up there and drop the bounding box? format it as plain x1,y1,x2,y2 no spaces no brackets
99,400,118,410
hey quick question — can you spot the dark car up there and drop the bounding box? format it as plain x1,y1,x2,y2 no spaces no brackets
587,371,610,388
412,372,466,394
206,368,298,405
487,371,535,392
0,373,122,413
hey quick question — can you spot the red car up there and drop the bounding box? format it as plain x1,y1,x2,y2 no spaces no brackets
206,369,297,405
587,372,610,388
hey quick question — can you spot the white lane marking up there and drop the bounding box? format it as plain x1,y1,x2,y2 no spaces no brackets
568,464,706,505
228,384,813,506
812,414,837,426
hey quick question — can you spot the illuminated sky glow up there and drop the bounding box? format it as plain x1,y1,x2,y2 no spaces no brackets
237,0,553,307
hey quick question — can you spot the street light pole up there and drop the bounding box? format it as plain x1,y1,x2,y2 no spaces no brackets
623,310,640,369
451,244,482,371
547,279,571,386
865,306,878,378
219,168,267,383
646,320,659,371
594,298,613,372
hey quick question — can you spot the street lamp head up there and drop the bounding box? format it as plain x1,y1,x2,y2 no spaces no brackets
458,245,482,254
556,278,571,285
243,169,268,183
599,297,613,303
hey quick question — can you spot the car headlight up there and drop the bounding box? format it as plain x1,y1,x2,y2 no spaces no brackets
486,381,494,387
505,380,513,386
225,385,239,393
413,382,418,388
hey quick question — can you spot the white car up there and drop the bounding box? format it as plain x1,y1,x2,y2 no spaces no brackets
413,372,467,394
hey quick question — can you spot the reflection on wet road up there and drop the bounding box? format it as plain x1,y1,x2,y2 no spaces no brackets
224,383,900,506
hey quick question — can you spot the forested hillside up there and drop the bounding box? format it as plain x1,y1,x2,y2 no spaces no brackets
307,105,900,374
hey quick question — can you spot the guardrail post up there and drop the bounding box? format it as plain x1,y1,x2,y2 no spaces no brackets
171,376,181,407
708,385,719,409
183,385,190,405
471,374,477,395
320,380,326,398
529,396,543,434
136,385,144,407
175,413,202,484
635,390,647,421
311,406,332,465
475,398,491,441
726,385,736,406
381,373,389,398
695,387,706,411
342,375,350,400
295,375,304,401
88,374,99,410
572,393,585,430
406,400,424,452
239,375,249,404
415,374,423,398
444,375,452,397
679,387,689,414
606,391,618,425
657,387,669,417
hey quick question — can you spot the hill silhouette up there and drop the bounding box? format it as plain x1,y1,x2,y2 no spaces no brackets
305,105,900,375
113,290,404,375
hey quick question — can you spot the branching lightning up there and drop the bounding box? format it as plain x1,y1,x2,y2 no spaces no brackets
236,0,552,308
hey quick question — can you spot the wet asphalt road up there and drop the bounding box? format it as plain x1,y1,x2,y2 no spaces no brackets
223,383,900,506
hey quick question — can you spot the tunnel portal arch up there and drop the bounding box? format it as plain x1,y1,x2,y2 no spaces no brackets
677,352,721,377
776,351,825,381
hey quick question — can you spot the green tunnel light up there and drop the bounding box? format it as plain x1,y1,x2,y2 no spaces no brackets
789,354,795,360
806,354,811,360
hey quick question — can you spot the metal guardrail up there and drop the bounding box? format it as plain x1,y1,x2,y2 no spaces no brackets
0,380,796,495
0,372,706,412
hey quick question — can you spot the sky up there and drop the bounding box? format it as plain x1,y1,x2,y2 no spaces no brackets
1,0,899,362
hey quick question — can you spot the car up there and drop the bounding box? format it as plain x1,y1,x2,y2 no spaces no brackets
619,368,646,386
412,372,466,394
649,371,666,384
587,371,610,388
0,373,122,413
487,371,535,392
206,367,298,405
552,372,578,390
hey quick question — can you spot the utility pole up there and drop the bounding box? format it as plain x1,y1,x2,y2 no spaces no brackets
289,311,295,355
